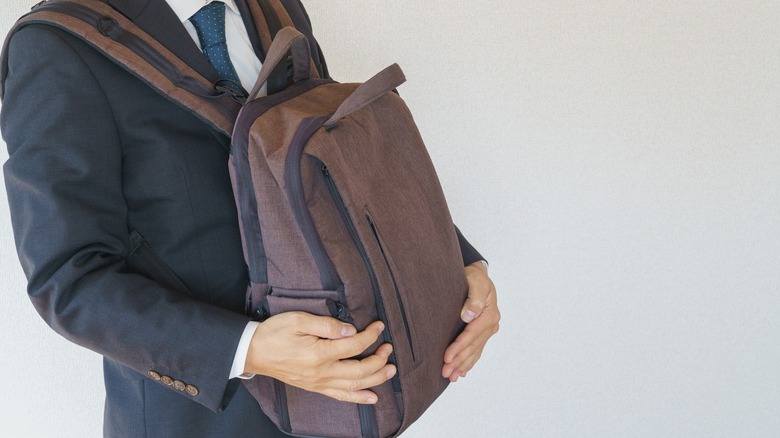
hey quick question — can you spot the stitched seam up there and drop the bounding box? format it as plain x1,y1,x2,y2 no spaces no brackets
180,167,214,303
39,26,123,153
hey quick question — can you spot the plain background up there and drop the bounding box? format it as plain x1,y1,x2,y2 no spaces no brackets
1,0,779,437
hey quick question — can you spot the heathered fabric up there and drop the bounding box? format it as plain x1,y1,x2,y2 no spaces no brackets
231,31,468,436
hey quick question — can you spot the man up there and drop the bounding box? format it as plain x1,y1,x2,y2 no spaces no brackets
1,0,500,436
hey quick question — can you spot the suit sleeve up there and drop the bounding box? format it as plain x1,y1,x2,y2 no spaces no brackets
455,226,484,267
1,26,248,413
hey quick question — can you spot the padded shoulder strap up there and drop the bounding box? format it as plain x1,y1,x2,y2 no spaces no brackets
0,0,241,136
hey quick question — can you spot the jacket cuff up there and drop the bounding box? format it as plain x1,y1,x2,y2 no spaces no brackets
455,225,485,267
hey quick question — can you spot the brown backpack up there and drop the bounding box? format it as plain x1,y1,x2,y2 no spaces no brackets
233,28,468,437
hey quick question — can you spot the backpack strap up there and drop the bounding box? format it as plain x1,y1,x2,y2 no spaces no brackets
247,26,311,101
247,0,323,93
324,63,406,130
0,0,242,137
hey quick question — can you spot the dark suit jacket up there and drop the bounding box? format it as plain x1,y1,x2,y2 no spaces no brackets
1,0,483,436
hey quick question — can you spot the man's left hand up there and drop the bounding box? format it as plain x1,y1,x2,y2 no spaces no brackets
442,261,501,382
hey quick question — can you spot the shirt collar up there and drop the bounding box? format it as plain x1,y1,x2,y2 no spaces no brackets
166,0,240,23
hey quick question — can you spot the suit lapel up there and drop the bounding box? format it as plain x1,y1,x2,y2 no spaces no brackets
108,0,221,83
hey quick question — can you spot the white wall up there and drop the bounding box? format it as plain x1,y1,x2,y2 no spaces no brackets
2,1,779,437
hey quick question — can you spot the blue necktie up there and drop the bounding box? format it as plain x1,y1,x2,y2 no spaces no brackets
190,1,241,84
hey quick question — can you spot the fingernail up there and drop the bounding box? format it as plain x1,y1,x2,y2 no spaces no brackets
463,310,476,322
366,397,377,404
341,324,356,337
376,322,385,332
387,367,396,379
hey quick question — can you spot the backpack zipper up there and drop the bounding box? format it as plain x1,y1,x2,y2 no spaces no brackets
366,215,416,363
321,163,385,438
275,380,291,433
284,116,341,290
284,118,381,436
320,162,403,394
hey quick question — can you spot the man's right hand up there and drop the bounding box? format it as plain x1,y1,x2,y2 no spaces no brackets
244,312,395,404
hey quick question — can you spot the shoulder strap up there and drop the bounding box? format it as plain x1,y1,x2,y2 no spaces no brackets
0,0,241,136
1,0,329,136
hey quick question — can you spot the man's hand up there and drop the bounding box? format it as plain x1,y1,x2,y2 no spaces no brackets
245,312,396,404
442,261,500,382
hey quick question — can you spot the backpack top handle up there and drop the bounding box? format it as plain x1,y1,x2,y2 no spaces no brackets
247,26,311,102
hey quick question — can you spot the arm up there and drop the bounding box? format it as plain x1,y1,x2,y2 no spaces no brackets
2,26,247,412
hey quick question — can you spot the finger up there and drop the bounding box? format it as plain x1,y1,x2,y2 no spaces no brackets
442,309,496,378
332,344,393,380
446,328,492,380
330,363,396,394
291,312,357,340
322,388,380,405
446,319,493,366
448,348,484,382
443,336,484,378
442,337,475,378
326,321,385,359
442,362,456,379
443,323,479,364
449,343,481,371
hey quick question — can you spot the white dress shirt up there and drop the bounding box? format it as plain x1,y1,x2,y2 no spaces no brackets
166,0,262,380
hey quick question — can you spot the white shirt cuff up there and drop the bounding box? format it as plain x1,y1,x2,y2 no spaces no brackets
229,321,260,380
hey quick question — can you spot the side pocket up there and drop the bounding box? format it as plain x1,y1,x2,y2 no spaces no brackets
126,228,192,295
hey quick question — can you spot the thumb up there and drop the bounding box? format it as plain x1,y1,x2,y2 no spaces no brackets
461,295,486,324
292,312,357,339
462,263,492,323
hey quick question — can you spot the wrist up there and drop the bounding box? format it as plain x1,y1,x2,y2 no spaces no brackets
468,260,488,273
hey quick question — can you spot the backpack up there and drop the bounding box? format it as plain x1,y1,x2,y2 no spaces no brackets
2,2,469,436
232,28,468,437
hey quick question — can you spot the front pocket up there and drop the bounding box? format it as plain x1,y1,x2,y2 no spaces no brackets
255,290,372,437
264,289,352,323
366,213,417,364
126,228,192,295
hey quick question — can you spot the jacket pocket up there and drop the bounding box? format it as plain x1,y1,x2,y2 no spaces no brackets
126,228,192,295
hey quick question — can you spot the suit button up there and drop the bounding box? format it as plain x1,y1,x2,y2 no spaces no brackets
160,375,174,386
173,380,186,391
147,371,161,381
185,384,200,396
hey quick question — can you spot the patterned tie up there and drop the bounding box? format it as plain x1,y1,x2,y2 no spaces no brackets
190,1,241,84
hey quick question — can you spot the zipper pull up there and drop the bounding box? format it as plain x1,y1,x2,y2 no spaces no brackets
321,164,330,176
245,290,253,317
328,300,353,323
336,302,351,322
